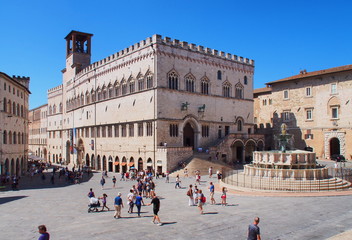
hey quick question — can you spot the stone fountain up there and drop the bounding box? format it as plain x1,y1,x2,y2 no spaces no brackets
223,124,351,191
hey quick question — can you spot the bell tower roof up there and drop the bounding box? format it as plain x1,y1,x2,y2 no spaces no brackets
65,30,93,58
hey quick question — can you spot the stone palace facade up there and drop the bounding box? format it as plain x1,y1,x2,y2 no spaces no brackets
0,72,30,176
254,65,352,160
46,30,260,173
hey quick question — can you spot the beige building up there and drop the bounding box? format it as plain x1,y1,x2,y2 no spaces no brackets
47,30,260,173
28,104,48,160
0,72,30,176
254,65,352,160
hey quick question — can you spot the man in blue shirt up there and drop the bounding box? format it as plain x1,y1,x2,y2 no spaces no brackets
209,182,216,205
114,192,124,219
38,225,50,240
247,217,261,240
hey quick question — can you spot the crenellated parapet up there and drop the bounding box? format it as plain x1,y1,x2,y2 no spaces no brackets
153,34,255,66
75,34,254,79
12,75,30,89
47,84,63,94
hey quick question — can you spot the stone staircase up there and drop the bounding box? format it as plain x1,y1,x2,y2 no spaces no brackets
223,172,352,192
170,152,233,177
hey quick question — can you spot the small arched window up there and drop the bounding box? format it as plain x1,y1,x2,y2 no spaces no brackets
217,70,222,80
244,76,248,85
12,102,16,114
3,97,7,112
237,120,242,132
8,131,12,144
13,131,17,144
3,130,7,144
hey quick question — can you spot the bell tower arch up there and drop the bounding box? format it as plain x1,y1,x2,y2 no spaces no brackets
64,30,93,76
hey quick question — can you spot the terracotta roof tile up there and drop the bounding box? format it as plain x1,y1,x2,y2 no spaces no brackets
266,64,352,85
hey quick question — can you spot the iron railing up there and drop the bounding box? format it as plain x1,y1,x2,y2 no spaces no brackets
222,167,352,192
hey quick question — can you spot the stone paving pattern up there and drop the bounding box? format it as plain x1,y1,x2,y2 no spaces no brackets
1,161,352,239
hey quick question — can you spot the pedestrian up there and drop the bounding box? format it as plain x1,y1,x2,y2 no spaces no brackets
148,194,162,226
209,166,213,178
37,225,50,240
209,182,216,205
100,176,105,189
247,217,261,240
184,168,189,178
193,185,199,204
120,172,125,181
87,188,95,198
112,176,117,188
127,189,135,213
217,170,222,182
197,189,205,214
221,187,227,206
99,193,110,211
187,184,194,206
114,192,124,219
165,171,170,183
175,174,181,189
195,173,201,185
50,175,55,185
135,192,145,217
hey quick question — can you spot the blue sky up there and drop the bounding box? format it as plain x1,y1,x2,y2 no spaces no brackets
1,0,351,109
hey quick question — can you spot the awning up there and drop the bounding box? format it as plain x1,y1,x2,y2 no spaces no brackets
128,162,135,167
146,162,153,166
114,162,119,166
121,162,127,166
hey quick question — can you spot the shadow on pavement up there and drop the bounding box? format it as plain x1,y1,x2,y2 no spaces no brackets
161,222,177,225
204,212,218,215
0,196,28,205
1,171,94,192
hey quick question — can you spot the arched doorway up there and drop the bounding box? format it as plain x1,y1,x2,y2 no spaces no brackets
245,140,256,164
59,154,62,164
16,158,20,176
147,158,153,171
129,157,135,170
114,156,120,172
257,140,264,151
102,156,107,171
183,122,195,149
330,138,340,156
85,154,90,167
231,140,245,164
108,156,113,172
10,159,15,175
66,140,71,164
97,155,101,170
4,159,9,175
121,157,127,173
43,148,47,160
91,154,95,170
138,158,143,171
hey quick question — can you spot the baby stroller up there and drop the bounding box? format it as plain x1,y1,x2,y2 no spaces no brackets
88,197,101,213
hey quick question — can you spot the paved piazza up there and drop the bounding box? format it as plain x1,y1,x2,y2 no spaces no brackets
1,165,352,240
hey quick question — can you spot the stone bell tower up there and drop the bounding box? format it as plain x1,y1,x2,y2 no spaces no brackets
64,30,93,76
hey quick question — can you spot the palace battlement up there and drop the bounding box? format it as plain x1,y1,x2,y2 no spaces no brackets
12,75,30,89
75,34,254,79
48,84,63,94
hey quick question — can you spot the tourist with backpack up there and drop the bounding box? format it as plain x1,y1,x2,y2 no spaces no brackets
197,189,206,214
